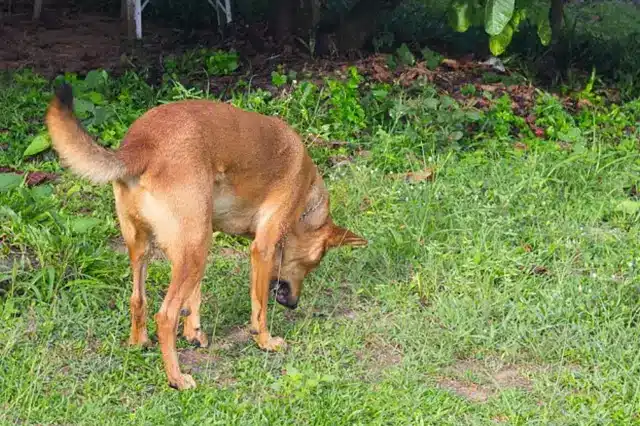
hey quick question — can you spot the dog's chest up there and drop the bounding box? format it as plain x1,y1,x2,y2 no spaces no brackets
211,186,256,235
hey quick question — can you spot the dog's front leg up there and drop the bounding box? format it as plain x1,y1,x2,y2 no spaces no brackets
249,238,286,351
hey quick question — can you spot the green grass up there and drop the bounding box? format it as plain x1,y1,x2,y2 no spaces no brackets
2,60,640,425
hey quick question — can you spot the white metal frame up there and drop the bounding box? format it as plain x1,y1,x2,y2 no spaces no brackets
126,0,232,40
208,0,232,31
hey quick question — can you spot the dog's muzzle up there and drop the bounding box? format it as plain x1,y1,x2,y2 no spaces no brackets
270,279,298,309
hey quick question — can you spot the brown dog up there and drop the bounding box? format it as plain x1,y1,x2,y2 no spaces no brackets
44,84,367,390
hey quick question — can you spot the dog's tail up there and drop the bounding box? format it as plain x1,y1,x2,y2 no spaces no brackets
45,84,128,184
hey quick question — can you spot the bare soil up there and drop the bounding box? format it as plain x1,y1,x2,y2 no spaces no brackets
436,358,554,403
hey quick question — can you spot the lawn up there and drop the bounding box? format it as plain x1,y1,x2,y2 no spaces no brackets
1,54,640,425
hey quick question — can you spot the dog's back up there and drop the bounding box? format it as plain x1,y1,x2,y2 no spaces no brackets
47,90,306,189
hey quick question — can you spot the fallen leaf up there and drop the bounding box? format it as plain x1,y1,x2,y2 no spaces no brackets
25,171,58,187
576,98,592,109
514,142,528,150
359,197,372,211
441,58,460,69
328,140,350,149
475,98,490,109
392,168,435,183
371,62,392,81
399,62,431,86
0,167,21,174
23,133,51,158
530,265,549,275
625,185,640,199
356,149,372,158
329,155,353,168
477,83,500,92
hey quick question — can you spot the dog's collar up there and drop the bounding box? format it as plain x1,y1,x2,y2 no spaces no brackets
300,194,324,222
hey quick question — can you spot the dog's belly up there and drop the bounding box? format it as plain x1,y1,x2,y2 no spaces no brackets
211,193,256,235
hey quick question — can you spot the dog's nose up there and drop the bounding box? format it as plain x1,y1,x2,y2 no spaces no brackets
283,295,298,310
270,279,298,309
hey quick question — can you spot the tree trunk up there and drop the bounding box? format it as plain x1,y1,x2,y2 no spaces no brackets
315,0,403,56
270,0,321,44
32,0,43,20
549,0,564,43
271,0,293,42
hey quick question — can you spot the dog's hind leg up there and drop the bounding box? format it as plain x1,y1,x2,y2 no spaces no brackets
142,188,212,390
182,281,209,348
155,232,209,390
114,182,151,347
126,228,151,347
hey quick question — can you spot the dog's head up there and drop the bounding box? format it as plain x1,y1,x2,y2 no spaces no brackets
269,175,367,309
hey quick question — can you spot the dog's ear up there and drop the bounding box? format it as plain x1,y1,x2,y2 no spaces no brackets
326,224,368,249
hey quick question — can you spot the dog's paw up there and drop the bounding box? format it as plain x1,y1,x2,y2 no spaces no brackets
255,334,287,352
184,328,209,348
128,331,151,348
169,373,197,390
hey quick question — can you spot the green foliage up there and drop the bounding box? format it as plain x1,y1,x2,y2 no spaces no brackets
396,43,416,67
53,70,115,132
420,47,444,70
205,50,240,76
483,93,527,139
0,174,23,192
448,0,474,33
325,67,366,140
484,0,515,36
23,133,51,158
271,70,288,88
163,48,239,80
533,93,582,143
489,21,514,56
446,0,553,55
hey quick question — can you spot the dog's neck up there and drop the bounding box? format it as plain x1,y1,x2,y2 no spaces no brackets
301,191,324,221
300,173,329,230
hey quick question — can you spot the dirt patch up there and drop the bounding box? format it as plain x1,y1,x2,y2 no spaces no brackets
178,347,238,386
334,307,358,320
0,6,607,125
0,10,182,78
356,334,403,380
177,327,252,387
437,378,493,403
0,248,40,274
216,247,246,259
209,325,252,351
0,236,40,296
109,236,166,261
436,358,545,403
286,305,360,322
178,348,220,375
